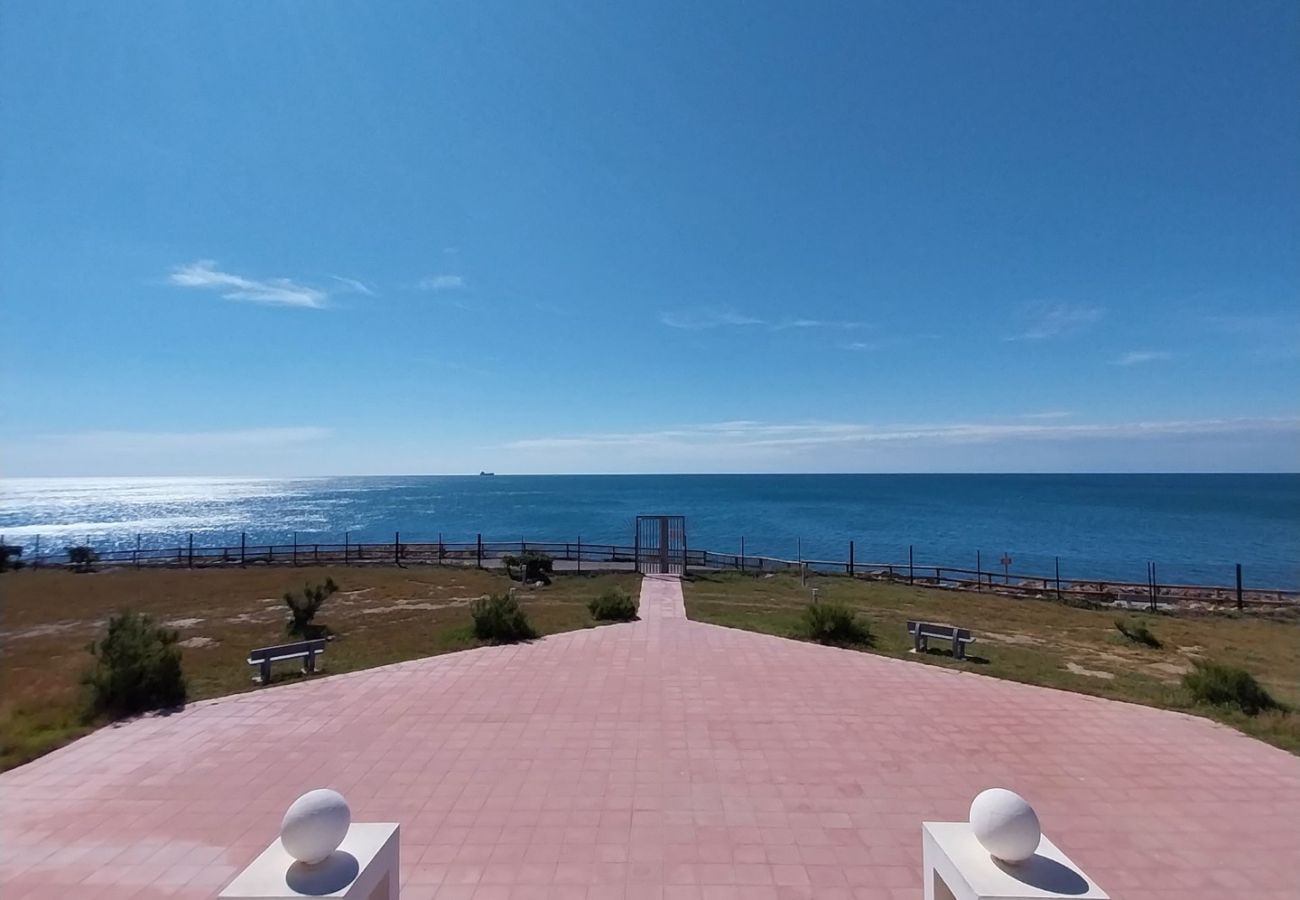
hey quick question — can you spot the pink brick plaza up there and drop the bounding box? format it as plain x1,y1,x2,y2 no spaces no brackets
2,576,1297,899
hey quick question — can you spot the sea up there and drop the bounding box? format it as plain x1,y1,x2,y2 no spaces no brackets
1,474,1297,588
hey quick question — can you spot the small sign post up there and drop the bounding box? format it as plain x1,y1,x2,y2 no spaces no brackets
1000,553,1012,585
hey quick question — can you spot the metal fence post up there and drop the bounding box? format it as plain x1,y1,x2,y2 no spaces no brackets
1236,563,1243,610
577,534,582,574
683,523,689,577
135,533,142,569
740,536,746,572
241,532,247,567
476,533,482,569
1055,556,1062,601
976,550,982,591
848,540,855,576
33,534,40,568
188,533,194,568
344,531,349,565
293,532,298,566
395,532,401,567
908,544,914,585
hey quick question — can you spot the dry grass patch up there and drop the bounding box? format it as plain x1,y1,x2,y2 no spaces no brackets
0,566,639,770
684,571,1300,754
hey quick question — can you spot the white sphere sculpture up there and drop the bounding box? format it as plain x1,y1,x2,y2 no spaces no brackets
969,788,1041,863
281,789,351,865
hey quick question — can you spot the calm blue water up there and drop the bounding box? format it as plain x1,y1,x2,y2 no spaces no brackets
1,474,1297,588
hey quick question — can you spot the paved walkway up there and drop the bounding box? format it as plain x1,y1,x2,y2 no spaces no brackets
2,577,1297,899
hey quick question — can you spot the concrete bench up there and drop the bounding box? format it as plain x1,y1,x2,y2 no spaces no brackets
248,639,326,684
907,620,974,660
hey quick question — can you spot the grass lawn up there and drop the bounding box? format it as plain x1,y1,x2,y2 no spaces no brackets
0,565,639,771
684,571,1300,754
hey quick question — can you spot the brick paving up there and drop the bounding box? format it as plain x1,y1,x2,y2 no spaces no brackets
1,575,1296,899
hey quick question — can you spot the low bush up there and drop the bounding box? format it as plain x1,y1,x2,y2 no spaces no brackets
67,545,98,573
798,600,872,647
0,544,23,572
588,588,638,622
82,612,187,718
284,578,338,638
503,551,554,585
471,593,537,643
1183,659,1284,716
1114,618,1162,648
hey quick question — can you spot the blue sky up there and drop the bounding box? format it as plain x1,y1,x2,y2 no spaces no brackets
2,1,1297,475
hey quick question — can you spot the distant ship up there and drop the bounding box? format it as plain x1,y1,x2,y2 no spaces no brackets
479,471,495,476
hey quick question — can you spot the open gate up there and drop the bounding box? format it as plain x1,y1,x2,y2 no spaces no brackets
634,515,687,575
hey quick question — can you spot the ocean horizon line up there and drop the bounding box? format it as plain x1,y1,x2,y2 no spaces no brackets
5,470,1298,481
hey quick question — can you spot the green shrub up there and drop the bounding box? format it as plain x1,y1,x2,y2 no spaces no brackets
799,600,872,647
503,551,553,585
471,593,537,643
82,612,187,718
1062,593,1103,610
1114,618,1162,648
283,578,338,638
67,545,98,573
588,588,638,622
0,544,23,572
1183,659,1284,716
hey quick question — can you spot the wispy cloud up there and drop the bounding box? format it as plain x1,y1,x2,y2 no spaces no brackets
659,308,866,331
1111,350,1173,366
1017,411,1073,420
1203,312,1300,360
0,427,336,478
329,275,376,297
108,426,329,448
1006,302,1104,341
419,274,466,291
773,318,868,331
659,309,764,330
24,426,332,453
420,357,496,378
1203,313,1299,333
503,416,1300,452
169,260,327,309
839,331,936,352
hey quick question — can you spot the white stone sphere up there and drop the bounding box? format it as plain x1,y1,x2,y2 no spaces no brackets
281,789,351,865
969,788,1041,863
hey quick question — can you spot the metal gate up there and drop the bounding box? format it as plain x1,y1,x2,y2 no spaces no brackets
634,515,687,575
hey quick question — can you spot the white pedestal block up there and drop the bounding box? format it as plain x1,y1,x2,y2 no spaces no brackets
221,823,399,900
923,822,1107,900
